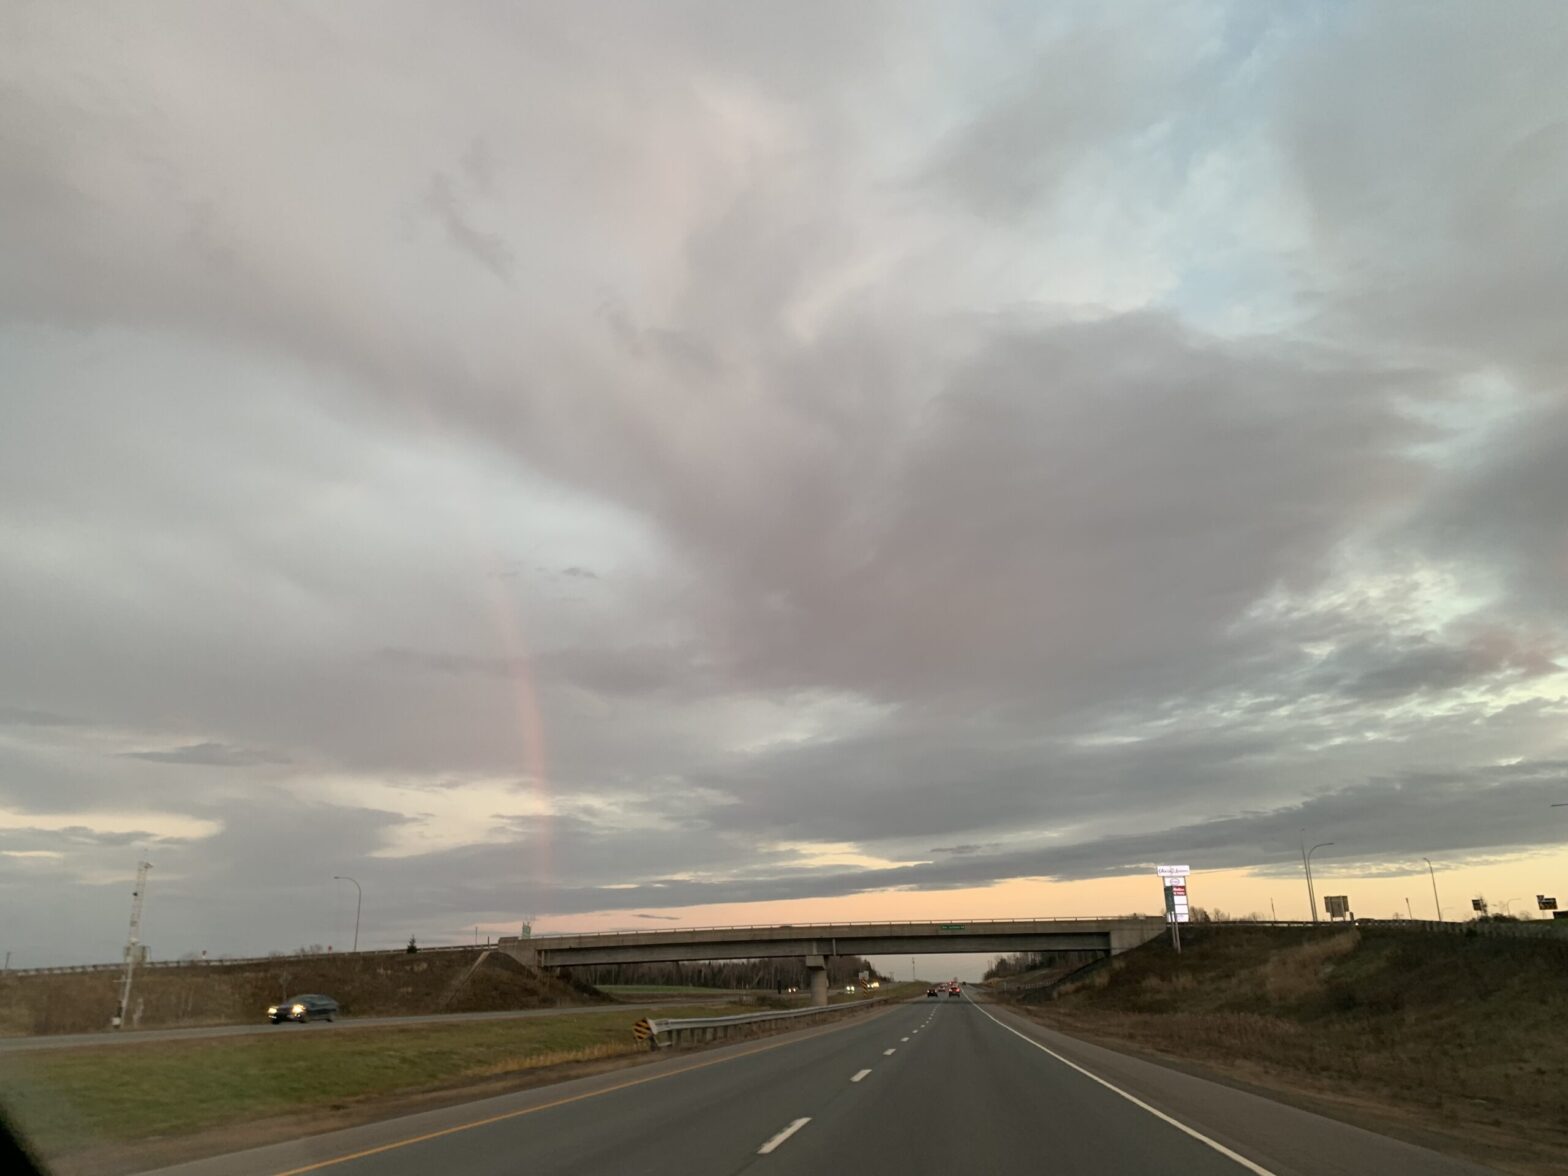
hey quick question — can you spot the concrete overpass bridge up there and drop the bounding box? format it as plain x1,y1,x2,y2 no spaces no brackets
500,917,1168,1005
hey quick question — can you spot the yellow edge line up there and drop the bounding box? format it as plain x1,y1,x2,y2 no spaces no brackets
271,1006,892,1175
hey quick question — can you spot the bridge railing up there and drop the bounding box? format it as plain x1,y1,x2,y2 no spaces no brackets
527,915,1164,941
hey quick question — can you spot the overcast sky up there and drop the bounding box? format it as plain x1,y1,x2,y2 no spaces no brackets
3,1,1567,965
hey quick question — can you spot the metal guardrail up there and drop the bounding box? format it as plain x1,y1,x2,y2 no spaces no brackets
635,992,898,1049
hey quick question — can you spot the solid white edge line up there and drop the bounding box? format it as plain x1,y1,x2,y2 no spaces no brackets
757,1117,812,1155
965,996,1277,1176
851,1068,872,1083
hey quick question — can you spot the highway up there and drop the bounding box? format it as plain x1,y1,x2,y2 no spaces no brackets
142,989,1492,1176
0,1000,732,1053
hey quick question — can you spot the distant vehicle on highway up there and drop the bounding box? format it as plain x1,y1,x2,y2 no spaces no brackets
947,983,961,996
267,994,338,1024
926,986,939,997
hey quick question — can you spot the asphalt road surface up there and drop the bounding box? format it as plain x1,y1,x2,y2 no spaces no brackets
0,1000,732,1053
142,989,1492,1176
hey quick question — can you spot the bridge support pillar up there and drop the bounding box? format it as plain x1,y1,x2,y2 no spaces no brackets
806,954,829,1007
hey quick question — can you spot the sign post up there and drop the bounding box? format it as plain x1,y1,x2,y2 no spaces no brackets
1157,865,1191,954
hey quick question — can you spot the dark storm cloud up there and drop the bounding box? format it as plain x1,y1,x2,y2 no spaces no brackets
3,3,1567,963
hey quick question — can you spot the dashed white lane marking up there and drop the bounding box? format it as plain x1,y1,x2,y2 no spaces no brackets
758,1117,812,1155
966,998,1278,1175
901,1036,910,1041
851,1069,872,1083
883,1048,896,1055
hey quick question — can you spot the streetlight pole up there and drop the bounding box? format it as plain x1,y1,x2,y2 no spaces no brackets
1299,831,1311,920
334,876,362,953
1423,857,1442,922
1304,840,1334,923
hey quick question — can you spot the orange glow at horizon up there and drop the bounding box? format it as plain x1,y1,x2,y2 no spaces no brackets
512,843,1568,937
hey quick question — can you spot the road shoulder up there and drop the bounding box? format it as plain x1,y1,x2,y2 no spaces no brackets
984,1000,1536,1175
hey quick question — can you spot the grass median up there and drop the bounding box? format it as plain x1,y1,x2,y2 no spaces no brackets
0,1002,756,1158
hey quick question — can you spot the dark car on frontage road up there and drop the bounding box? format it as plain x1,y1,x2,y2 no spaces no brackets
268,993,339,1024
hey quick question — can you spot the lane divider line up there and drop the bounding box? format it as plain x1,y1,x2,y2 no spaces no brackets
850,1069,871,1083
901,1036,909,1042
882,1048,896,1055
758,1117,811,1154
965,997,1277,1176
267,1008,895,1175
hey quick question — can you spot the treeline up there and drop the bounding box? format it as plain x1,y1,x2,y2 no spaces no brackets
983,950,1101,981
574,955,886,989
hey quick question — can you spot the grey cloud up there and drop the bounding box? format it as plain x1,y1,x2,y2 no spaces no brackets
930,844,1000,857
119,742,293,767
3,3,1568,964
425,173,515,282
0,706,88,728
376,644,708,699
921,15,1206,220
1280,2,1568,382
1312,631,1562,701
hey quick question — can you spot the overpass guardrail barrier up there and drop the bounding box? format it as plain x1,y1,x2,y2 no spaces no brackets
634,991,899,1049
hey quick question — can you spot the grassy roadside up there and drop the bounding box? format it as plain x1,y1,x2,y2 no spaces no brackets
1000,925,1568,1175
0,1001,755,1159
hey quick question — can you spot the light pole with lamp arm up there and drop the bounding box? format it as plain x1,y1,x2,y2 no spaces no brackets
1423,857,1443,922
1302,833,1334,923
334,876,362,953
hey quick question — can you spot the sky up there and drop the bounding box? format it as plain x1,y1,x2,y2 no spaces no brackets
3,1,1567,974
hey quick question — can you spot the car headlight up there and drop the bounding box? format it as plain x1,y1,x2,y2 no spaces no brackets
291,1004,306,1014
267,1006,278,1015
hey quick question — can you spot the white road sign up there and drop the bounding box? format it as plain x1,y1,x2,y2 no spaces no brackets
1156,865,1191,878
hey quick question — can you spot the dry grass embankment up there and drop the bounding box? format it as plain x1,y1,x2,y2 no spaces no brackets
0,1000,755,1167
0,949,602,1037
1006,924,1568,1174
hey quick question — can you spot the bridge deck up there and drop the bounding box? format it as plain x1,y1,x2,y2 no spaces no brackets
500,917,1166,967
